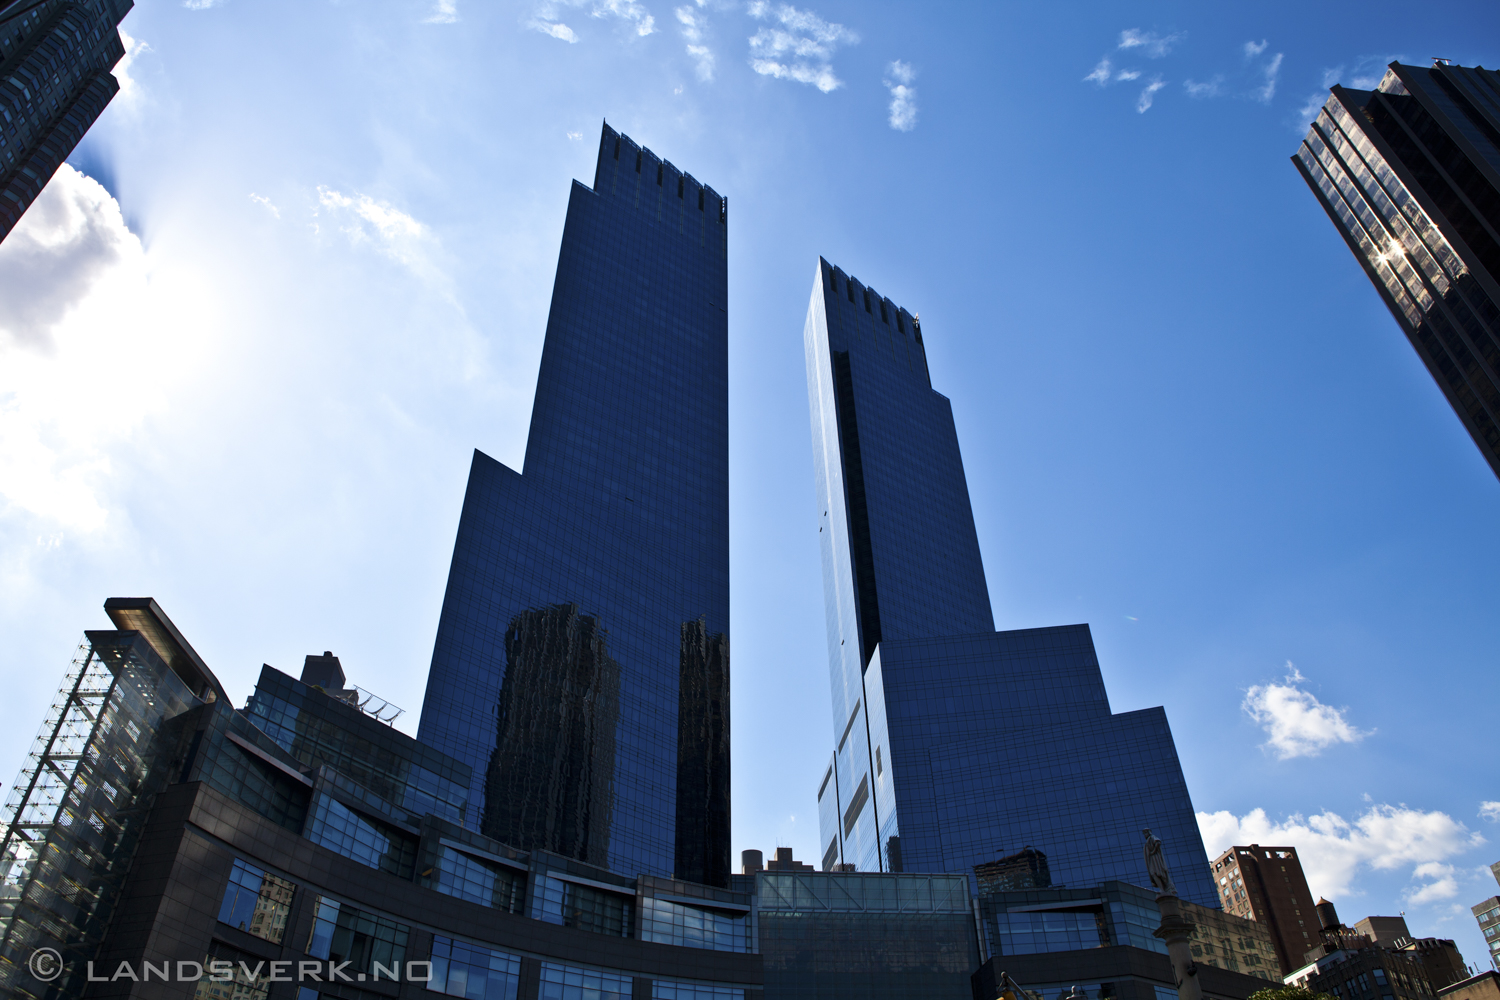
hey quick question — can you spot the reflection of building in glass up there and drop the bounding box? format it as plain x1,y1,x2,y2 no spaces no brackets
419,121,731,886
0,0,134,241
484,603,620,867
975,880,1278,978
804,259,1214,908
676,618,731,888
1294,62,1500,480
975,847,1052,894
2,599,762,1000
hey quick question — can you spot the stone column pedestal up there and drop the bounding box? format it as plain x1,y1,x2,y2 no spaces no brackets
1153,892,1203,1000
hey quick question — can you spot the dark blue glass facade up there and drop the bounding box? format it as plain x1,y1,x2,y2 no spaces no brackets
419,123,730,886
805,260,1216,908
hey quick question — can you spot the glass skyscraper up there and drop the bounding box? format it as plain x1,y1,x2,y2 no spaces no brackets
806,259,1216,908
418,123,731,887
1294,61,1500,480
1,0,133,240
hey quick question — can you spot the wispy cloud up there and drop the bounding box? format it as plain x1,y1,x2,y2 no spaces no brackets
1118,28,1182,58
527,0,657,43
1255,51,1283,103
746,1,857,94
1244,39,1268,58
425,0,458,24
249,193,280,219
1184,75,1224,98
1243,664,1370,759
566,131,583,140
1085,57,1144,87
1198,803,1485,900
594,0,656,36
884,60,917,131
1085,57,1113,86
676,4,715,82
315,188,457,304
1136,77,1166,113
1481,802,1500,823
1297,92,1328,126
530,18,579,42
181,0,225,8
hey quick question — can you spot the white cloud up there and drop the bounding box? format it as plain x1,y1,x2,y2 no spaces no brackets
1136,77,1166,113
676,5,715,82
592,0,655,36
1480,802,1500,822
181,0,225,8
1197,803,1485,900
1297,92,1328,126
1184,75,1223,98
425,0,458,24
1084,57,1112,86
566,131,583,140
1407,862,1459,905
1118,28,1182,58
1242,664,1369,759
527,0,655,41
1115,69,1141,82
315,188,457,302
112,30,151,112
1255,51,1283,103
1244,39,1268,58
884,60,917,131
529,17,580,42
0,166,214,533
249,193,280,218
746,1,857,94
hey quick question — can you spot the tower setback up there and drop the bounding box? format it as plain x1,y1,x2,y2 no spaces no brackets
418,123,731,887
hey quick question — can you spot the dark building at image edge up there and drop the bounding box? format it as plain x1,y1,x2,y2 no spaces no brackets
0,0,132,239
1294,61,1500,480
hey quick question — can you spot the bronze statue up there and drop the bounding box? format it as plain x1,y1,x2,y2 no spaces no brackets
1142,828,1178,897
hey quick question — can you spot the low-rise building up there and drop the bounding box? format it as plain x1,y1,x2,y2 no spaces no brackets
1285,944,1436,1000
1438,971,1500,1000
0,600,763,1000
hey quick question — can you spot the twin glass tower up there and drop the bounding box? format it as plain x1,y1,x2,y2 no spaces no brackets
804,260,1215,905
419,123,1212,905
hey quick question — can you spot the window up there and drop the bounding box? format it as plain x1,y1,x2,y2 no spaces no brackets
1374,970,1388,986
427,936,520,1000
640,897,749,953
875,746,883,776
306,897,410,977
196,941,272,1000
653,982,744,999
306,794,417,879
428,846,522,913
534,875,633,938
216,859,295,943
539,963,631,1000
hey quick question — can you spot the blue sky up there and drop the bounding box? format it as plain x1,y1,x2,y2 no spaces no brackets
2,0,1498,969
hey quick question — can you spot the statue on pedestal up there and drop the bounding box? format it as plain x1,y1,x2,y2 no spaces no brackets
1142,828,1178,897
